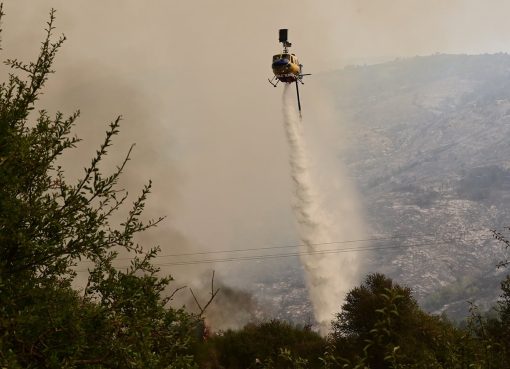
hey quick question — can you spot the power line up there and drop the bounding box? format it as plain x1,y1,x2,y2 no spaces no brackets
74,233,498,272
151,236,495,266
100,226,502,261
114,233,430,260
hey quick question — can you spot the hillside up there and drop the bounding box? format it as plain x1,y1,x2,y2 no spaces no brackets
320,54,510,318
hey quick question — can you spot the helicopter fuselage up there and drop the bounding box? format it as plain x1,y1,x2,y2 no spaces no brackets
272,53,301,83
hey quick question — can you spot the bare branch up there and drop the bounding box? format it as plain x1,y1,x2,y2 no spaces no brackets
202,270,220,314
167,285,186,303
189,287,203,313
189,271,220,317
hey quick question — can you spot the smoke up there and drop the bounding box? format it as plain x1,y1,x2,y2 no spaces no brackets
282,84,362,333
0,1,366,331
5,0,510,331
175,274,267,332
202,283,263,332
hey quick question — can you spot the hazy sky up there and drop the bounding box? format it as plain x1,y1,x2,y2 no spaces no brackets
5,1,510,68
3,0,510,291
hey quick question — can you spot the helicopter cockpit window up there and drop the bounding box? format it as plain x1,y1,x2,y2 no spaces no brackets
273,54,291,62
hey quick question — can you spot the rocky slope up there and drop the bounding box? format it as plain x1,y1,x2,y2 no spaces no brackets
319,54,510,318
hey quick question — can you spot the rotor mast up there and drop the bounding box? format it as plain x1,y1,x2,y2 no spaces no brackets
279,29,292,53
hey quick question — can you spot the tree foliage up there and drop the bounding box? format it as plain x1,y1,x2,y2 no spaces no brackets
0,8,199,368
197,320,325,369
332,273,417,340
330,273,462,368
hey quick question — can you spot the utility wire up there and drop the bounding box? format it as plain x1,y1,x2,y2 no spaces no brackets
74,233,498,272
115,233,429,260
152,237,494,267
165,235,497,265
98,226,502,261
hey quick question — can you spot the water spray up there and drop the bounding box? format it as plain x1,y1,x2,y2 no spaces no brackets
282,84,361,334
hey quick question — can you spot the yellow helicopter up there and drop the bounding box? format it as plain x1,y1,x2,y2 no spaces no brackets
268,29,311,115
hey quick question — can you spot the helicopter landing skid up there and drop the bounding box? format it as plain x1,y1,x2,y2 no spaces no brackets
268,77,279,87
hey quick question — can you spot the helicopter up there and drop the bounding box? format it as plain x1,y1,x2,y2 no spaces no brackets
268,29,311,116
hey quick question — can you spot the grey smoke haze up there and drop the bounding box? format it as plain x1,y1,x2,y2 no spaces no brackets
181,275,267,332
3,1,510,327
